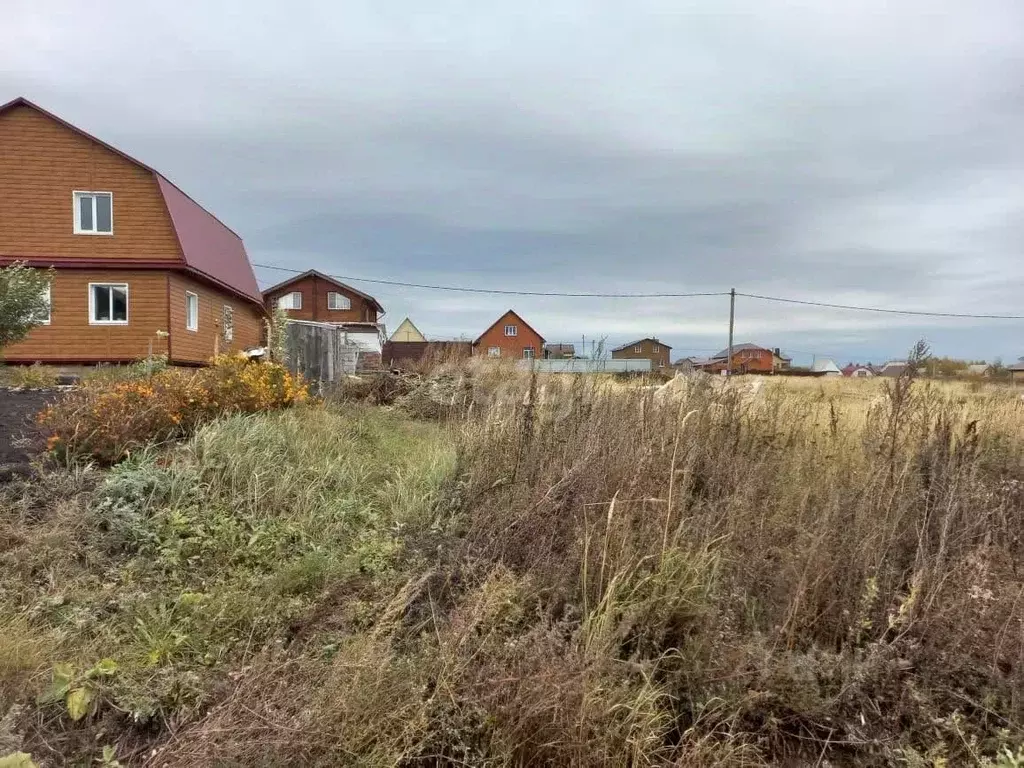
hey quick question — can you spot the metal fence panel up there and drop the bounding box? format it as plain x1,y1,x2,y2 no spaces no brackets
517,358,653,373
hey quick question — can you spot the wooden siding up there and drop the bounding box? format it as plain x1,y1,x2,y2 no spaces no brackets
611,340,671,369
473,311,544,359
0,104,183,262
264,275,378,323
3,270,170,362
168,273,265,364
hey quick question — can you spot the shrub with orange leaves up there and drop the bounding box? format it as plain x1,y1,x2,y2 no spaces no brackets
39,354,308,463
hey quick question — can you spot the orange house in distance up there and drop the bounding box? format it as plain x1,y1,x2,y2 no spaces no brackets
473,310,545,359
0,97,264,364
695,343,775,374
262,269,384,324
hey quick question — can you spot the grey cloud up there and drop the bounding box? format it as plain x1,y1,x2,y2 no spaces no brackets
4,0,1024,360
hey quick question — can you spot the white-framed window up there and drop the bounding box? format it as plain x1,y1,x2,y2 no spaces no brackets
185,291,199,332
327,291,351,310
504,325,517,337
523,346,535,360
89,283,128,324
653,344,660,352
32,284,52,325
222,305,234,342
487,346,501,357
634,345,642,353
73,191,113,235
278,291,302,310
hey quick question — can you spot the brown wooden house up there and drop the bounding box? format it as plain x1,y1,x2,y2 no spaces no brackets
0,97,264,364
611,338,671,369
473,310,544,359
262,269,383,324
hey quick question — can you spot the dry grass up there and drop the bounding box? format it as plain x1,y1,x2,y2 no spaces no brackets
2,365,1024,766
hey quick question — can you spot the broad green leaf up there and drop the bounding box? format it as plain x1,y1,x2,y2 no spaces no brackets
90,658,118,677
65,686,93,721
36,662,75,704
0,754,39,768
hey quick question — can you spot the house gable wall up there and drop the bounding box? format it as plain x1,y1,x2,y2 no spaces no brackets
473,311,543,359
0,104,183,262
264,275,378,323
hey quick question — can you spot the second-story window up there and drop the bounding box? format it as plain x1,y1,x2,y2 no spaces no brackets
74,192,113,235
278,291,302,310
327,292,351,310
653,344,660,352
634,345,642,353
504,325,517,337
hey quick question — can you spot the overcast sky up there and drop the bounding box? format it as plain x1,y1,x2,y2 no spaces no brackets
4,1,1024,363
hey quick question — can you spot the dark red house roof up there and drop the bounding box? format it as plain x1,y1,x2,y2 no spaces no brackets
260,269,385,314
0,97,262,305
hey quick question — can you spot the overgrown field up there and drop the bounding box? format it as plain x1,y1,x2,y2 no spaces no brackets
2,369,1023,766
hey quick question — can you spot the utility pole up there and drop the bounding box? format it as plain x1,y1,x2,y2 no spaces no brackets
727,288,735,376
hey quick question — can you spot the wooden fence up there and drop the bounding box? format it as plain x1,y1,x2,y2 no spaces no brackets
284,321,360,385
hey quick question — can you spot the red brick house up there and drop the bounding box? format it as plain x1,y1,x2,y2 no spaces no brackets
473,310,544,359
262,269,383,324
0,97,264,364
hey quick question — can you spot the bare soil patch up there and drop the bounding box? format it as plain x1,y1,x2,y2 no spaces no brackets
0,389,52,478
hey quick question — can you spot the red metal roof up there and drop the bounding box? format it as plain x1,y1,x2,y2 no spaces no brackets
0,97,262,306
157,177,261,303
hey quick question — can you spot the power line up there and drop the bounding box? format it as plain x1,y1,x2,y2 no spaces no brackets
253,262,1024,320
253,263,726,299
736,292,1024,320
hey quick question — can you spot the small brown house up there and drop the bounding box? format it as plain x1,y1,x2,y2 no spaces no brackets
0,97,264,365
262,269,383,324
473,310,545,359
611,338,671,369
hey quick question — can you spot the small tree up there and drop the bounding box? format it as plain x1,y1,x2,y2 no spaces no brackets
266,305,290,364
0,262,53,353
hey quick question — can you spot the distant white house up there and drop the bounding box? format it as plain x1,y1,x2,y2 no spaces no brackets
811,357,842,377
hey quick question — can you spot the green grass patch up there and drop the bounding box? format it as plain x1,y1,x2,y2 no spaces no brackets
0,404,454,732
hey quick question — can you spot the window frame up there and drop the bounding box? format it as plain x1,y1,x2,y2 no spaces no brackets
37,283,52,325
634,345,642,353
222,305,234,342
487,346,501,357
73,191,114,236
185,291,199,332
88,282,129,325
327,291,351,310
278,291,302,310
653,344,660,353
504,325,518,337
523,346,535,360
